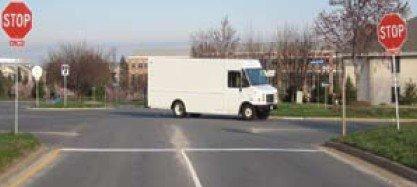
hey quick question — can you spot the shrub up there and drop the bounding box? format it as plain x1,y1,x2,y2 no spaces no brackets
346,76,357,105
400,80,417,105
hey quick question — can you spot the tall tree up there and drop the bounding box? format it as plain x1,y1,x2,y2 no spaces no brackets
275,24,315,101
191,16,240,58
119,56,129,90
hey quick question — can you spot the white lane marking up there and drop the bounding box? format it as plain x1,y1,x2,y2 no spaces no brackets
170,125,190,148
60,148,321,153
250,128,316,133
181,149,203,187
186,148,321,153
60,148,177,153
0,131,80,137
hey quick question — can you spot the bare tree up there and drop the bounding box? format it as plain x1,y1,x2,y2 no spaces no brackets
45,43,112,97
191,16,240,58
242,26,264,58
275,24,316,102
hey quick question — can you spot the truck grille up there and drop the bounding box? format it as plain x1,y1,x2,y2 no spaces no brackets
266,94,274,103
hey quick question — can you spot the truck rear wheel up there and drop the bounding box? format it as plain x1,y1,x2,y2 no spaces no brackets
172,101,187,118
240,104,256,120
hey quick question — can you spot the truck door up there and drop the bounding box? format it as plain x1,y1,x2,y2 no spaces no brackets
225,70,248,115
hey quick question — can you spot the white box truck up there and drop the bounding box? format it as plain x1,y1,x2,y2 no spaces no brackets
147,58,278,120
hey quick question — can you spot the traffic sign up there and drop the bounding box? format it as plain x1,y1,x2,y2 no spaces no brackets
1,1,33,47
377,13,407,54
31,66,43,81
61,64,70,77
310,60,324,65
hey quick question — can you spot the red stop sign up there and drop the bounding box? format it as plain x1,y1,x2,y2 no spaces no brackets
377,13,407,54
1,1,32,46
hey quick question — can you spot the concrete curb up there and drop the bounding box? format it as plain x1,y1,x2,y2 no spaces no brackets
26,107,114,111
0,146,45,184
0,147,61,187
324,141,417,183
270,116,417,123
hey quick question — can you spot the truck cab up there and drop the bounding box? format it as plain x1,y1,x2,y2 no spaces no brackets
225,65,278,120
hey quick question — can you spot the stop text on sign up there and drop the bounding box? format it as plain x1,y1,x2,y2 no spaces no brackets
379,24,405,40
2,13,31,28
377,13,407,54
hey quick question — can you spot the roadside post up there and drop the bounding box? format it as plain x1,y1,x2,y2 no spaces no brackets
311,60,324,107
61,64,70,107
31,66,43,108
1,1,33,134
322,83,330,108
92,86,96,102
377,13,407,131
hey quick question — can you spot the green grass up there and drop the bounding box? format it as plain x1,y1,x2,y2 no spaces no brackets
272,103,417,119
111,100,144,107
272,103,339,117
39,101,106,109
0,133,40,172
335,125,417,170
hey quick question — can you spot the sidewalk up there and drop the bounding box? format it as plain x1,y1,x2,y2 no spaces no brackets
270,116,417,123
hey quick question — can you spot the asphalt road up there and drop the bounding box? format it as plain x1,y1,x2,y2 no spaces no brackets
0,102,393,187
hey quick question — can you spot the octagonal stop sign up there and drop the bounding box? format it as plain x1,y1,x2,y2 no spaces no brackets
1,1,33,47
377,13,407,54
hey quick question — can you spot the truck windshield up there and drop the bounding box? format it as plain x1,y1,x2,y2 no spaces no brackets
245,68,268,86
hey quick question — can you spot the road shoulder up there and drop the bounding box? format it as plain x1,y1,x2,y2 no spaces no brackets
0,147,61,187
320,146,416,187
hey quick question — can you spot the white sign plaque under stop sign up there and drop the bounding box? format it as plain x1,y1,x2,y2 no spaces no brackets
61,64,70,77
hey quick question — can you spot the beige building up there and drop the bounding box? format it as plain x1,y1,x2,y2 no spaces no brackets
344,17,417,105
119,56,149,96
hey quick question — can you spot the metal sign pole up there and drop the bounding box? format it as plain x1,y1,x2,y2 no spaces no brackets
392,54,401,131
36,80,39,108
64,76,67,107
325,87,328,108
14,64,19,134
342,64,347,136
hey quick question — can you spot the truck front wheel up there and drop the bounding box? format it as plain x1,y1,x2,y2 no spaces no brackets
240,104,256,120
172,101,187,118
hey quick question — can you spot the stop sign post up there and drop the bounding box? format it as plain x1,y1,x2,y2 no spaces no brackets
1,1,33,135
377,13,407,131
